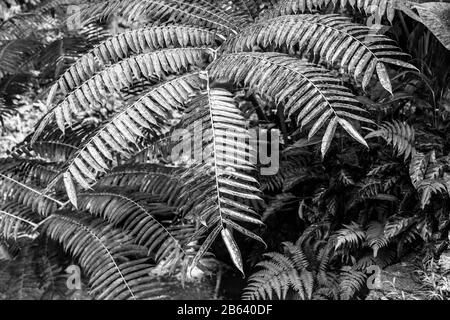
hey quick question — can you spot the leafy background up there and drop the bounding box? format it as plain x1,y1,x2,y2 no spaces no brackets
0,0,449,300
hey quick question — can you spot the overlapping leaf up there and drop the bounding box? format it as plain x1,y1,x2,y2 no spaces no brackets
69,0,249,35
177,87,264,274
40,212,166,300
33,47,212,140
55,73,204,206
221,14,417,93
209,52,372,156
47,25,221,104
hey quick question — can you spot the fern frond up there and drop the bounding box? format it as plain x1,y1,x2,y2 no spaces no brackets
40,212,166,300
209,52,372,157
367,162,399,176
261,0,410,23
12,122,97,163
243,251,298,300
336,169,354,186
33,48,212,139
0,38,43,78
0,12,57,41
224,0,265,19
77,188,190,262
283,241,309,269
221,14,416,93
0,202,40,240
384,216,415,239
417,179,447,209
0,157,59,187
1,244,44,299
334,222,365,251
365,120,415,160
98,164,187,205
47,25,221,104
409,150,431,188
0,173,63,216
260,147,312,192
11,140,79,163
408,150,446,208
339,269,366,300
70,0,246,35
53,73,205,206
178,87,264,274
366,221,389,257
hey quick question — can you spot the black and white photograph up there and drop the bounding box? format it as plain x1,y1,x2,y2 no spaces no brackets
0,0,449,307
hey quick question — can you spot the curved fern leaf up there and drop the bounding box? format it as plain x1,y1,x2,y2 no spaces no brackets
70,0,247,35
47,25,221,104
334,222,365,251
261,0,411,23
0,202,40,240
221,14,416,93
365,120,415,160
366,221,389,257
0,173,62,216
209,52,372,156
243,251,298,300
77,188,190,262
33,48,212,140
53,73,204,206
0,158,59,187
178,87,264,272
99,164,188,206
339,269,366,300
40,212,166,300
384,216,415,239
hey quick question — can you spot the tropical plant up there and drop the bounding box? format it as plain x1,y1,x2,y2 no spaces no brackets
0,0,449,300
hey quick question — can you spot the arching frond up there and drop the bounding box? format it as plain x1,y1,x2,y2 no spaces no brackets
209,52,372,157
33,48,212,139
261,0,408,23
177,87,264,274
0,202,40,240
260,145,312,192
409,150,443,188
339,269,366,300
243,241,337,300
99,164,189,207
0,157,59,187
0,244,43,299
365,120,415,160
76,187,192,263
333,222,365,251
53,73,205,206
0,12,57,41
40,212,166,300
70,0,248,35
367,162,400,176
366,221,389,257
12,122,97,163
243,251,299,300
47,25,221,104
0,173,63,216
383,216,415,239
0,38,43,78
408,150,447,208
221,14,416,94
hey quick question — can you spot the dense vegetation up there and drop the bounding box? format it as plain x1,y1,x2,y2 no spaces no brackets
0,0,449,300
